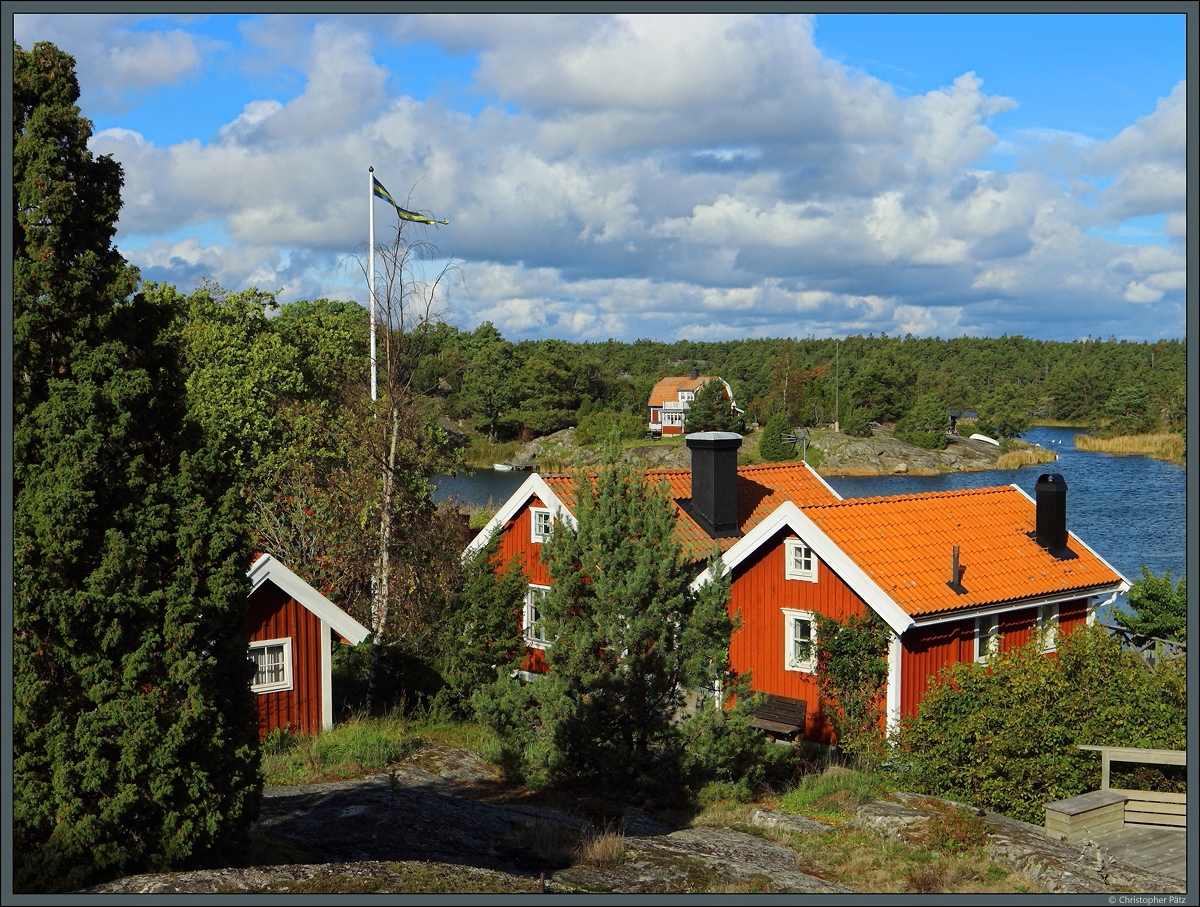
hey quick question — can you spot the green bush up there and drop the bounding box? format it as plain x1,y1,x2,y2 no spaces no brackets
894,624,1186,823
757,412,798,462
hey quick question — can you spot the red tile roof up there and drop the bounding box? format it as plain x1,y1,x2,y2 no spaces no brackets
543,461,841,560
800,486,1125,618
647,375,718,407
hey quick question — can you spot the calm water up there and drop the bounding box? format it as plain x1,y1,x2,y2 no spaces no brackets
435,426,1188,612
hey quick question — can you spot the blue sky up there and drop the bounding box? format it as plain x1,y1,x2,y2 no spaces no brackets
11,10,1190,343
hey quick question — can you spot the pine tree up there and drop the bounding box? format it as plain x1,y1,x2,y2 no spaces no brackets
13,42,260,892
757,411,797,462
476,440,759,792
684,377,738,433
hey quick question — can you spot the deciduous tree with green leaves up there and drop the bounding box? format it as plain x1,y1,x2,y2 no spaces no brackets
13,42,260,892
1113,568,1187,643
815,612,891,763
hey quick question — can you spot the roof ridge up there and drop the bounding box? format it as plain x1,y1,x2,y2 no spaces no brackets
803,485,1017,508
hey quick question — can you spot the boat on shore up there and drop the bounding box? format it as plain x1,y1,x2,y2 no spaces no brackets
493,461,536,472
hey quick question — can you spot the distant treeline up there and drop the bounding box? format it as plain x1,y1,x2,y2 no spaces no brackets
402,320,1187,442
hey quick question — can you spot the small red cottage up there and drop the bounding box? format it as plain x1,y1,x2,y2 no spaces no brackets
246,553,370,739
468,433,1130,742
647,371,736,435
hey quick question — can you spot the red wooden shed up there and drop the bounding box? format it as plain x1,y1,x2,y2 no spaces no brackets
246,553,370,739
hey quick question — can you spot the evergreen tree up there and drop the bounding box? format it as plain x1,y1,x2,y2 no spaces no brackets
438,537,529,717
757,411,797,462
13,42,260,892
892,394,949,450
684,377,739,433
476,441,758,792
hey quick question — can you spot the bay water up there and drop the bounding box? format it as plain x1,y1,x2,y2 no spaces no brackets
435,426,1188,617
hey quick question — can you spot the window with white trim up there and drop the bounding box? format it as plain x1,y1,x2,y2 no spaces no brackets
784,538,817,582
782,608,817,673
249,638,293,693
1038,604,1059,653
530,508,553,543
524,585,550,649
975,616,1000,662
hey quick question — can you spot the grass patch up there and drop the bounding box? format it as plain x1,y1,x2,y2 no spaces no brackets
787,825,1038,894
262,715,419,785
1074,432,1185,464
777,766,894,821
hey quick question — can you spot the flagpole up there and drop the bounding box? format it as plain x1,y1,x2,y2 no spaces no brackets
368,165,377,402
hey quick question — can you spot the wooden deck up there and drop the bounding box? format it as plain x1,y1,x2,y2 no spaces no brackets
1091,824,1187,881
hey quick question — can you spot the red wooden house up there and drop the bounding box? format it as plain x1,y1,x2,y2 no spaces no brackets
246,553,370,739
467,433,1130,741
647,371,736,435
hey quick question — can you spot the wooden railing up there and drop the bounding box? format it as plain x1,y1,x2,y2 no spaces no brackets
1045,745,1185,842
1077,745,1186,829
1098,623,1186,671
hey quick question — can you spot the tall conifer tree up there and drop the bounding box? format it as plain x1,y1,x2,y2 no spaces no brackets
13,42,261,892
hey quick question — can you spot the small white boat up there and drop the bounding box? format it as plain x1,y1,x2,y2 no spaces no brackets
492,462,514,471
969,433,1000,447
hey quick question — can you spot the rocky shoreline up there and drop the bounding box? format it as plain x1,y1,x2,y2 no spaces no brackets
505,425,1053,478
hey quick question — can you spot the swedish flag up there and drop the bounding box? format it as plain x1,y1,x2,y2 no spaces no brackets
372,177,448,226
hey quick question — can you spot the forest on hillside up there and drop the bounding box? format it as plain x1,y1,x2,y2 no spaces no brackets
251,304,1188,444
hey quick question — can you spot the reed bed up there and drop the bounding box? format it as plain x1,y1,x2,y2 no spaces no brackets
995,447,1058,470
1073,432,1185,464
464,436,522,469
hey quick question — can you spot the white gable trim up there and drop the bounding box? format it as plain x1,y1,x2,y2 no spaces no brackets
248,553,370,645
691,501,915,637
802,460,843,502
463,473,577,560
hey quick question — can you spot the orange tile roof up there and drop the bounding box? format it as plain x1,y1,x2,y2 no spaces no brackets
800,486,1124,618
543,462,841,560
647,375,717,407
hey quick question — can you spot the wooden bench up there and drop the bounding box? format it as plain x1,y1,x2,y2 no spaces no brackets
1044,745,1186,842
1078,745,1186,829
752,695,807,738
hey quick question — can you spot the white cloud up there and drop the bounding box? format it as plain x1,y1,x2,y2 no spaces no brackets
15,14,212,110
32,13,1183,344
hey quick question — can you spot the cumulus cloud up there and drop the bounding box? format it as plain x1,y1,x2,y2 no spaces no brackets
15,14,212,110
31,13,1184,344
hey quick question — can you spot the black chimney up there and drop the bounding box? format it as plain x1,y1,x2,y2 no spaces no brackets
686,432,742,536
1034,473,1068,552
690,367,699,380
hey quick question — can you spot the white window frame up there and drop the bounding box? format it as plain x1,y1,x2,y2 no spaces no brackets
782,608,817,673
249,637,293,694
524,585,550,649
679,390,695,402
1038,604,1059,653
784,538,817,583
530,507,553,543
975,616,1000,662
